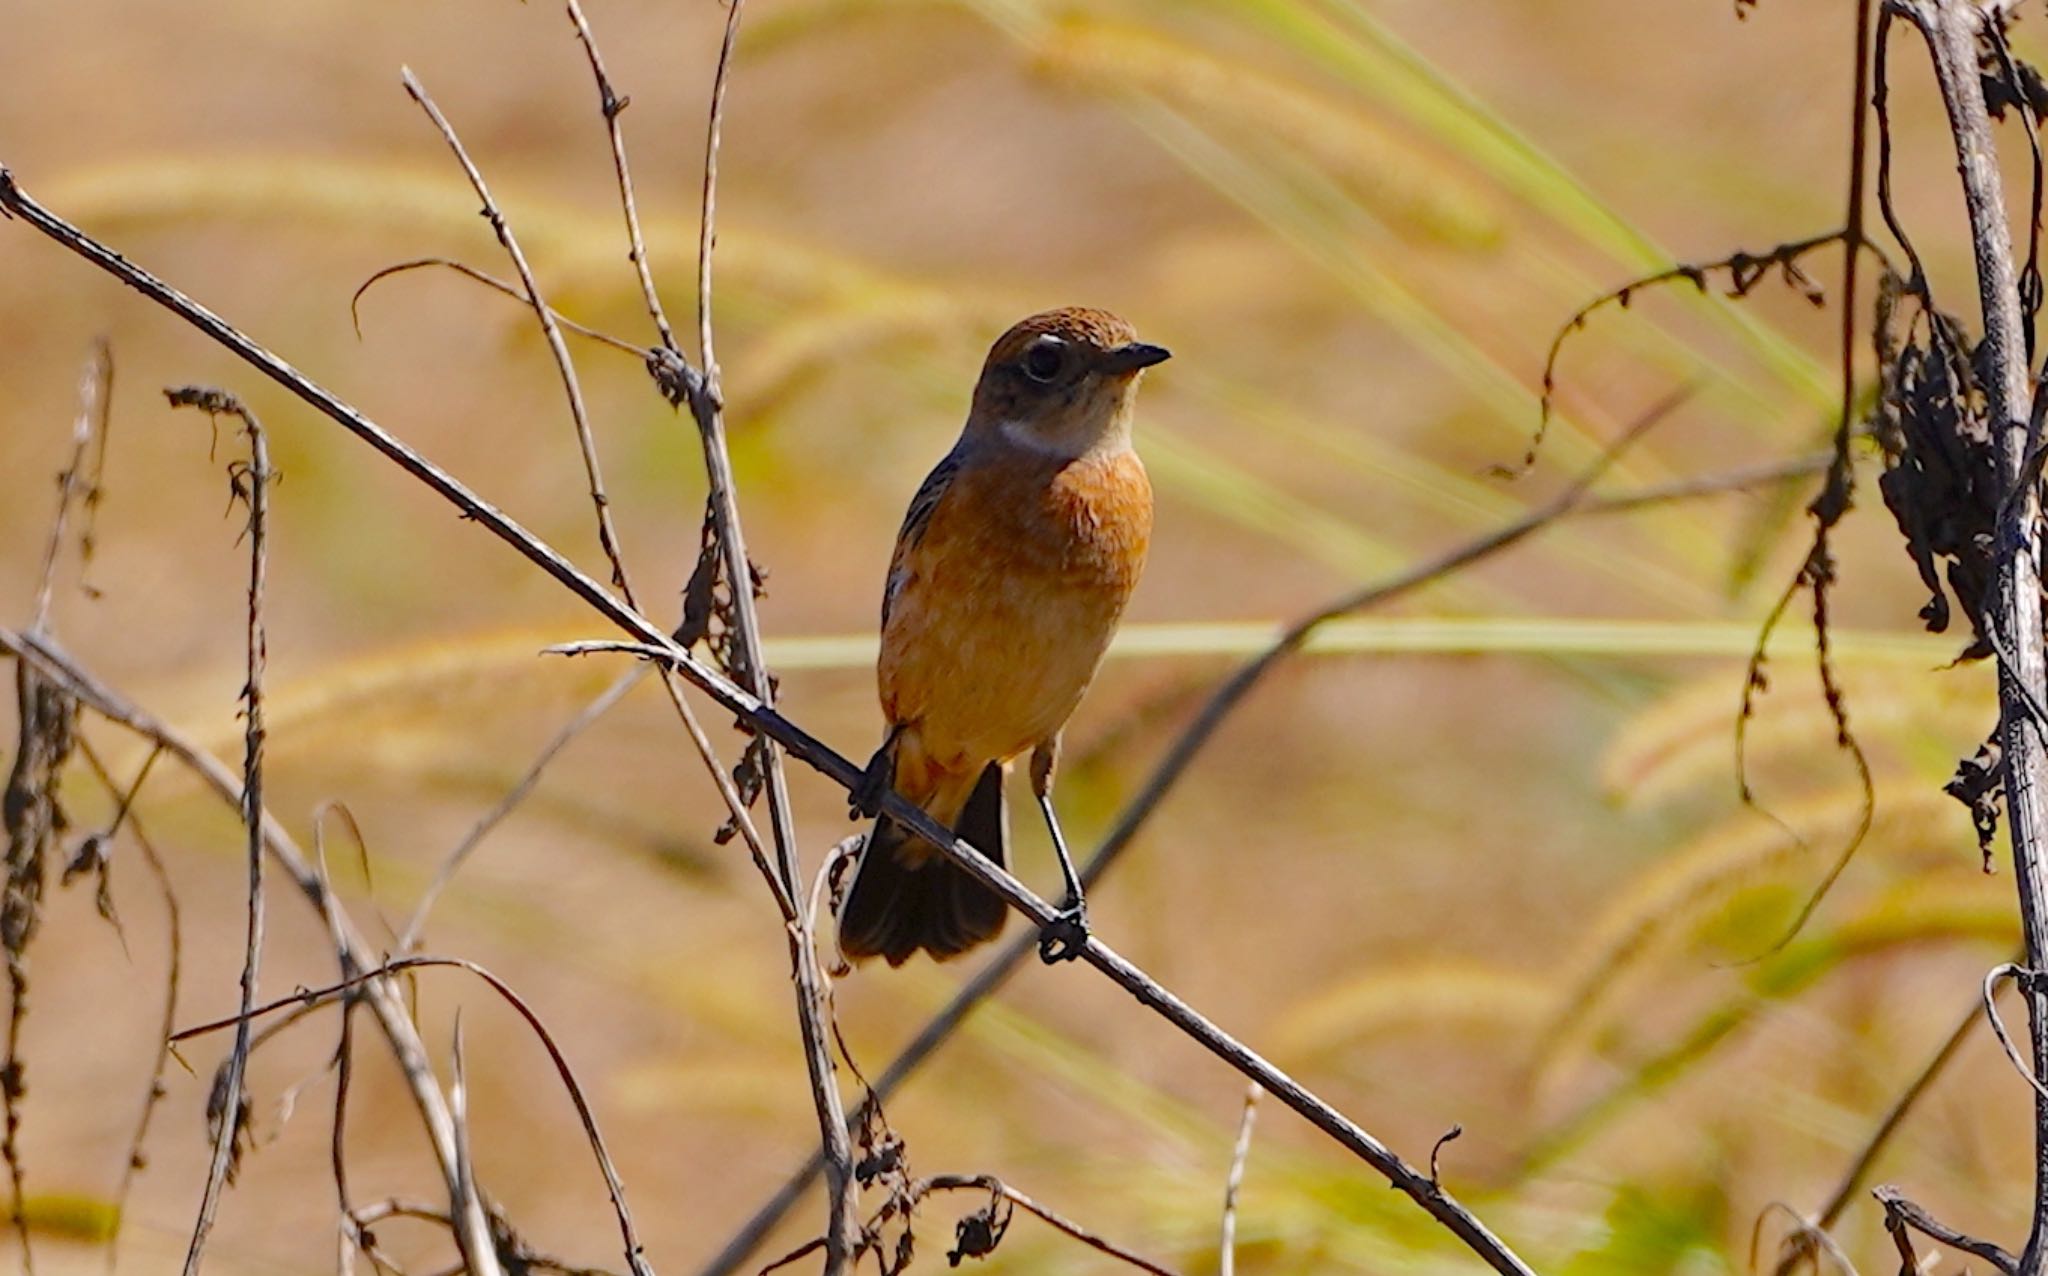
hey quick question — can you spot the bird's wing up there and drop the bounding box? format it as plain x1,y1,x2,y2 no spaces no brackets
882,447,963,628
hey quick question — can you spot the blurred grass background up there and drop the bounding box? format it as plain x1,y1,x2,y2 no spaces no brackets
0,0,2040,1271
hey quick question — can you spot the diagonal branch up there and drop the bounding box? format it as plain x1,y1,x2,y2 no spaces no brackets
695,417,1844,1276
0,165,1542,1276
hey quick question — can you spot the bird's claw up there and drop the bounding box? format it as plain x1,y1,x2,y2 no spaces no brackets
848,753,892,821
1037,902,1090,964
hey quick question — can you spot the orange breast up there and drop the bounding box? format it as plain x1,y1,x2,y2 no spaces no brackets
878,445,1151,789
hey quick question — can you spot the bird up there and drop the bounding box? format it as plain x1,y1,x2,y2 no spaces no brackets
837,306,1167,967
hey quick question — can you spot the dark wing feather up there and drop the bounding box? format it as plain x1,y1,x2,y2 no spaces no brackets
882,447,962,627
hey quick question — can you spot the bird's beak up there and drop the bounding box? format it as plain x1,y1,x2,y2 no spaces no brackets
1099,342,1172,374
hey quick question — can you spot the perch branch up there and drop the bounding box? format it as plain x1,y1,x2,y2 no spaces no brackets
0,166,1544,1276
697,412,1863,1276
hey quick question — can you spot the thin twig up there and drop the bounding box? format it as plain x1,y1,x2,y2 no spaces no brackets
561,0,679,355
919,1175,1179,1276
447,1015,483,1276
165,388,270,1276
75,738,180,1276
351,258,645,356
401,68,630,595
1771,980,1991,1276
672,1,860,1267
1752,1201,1861,1276
1876,1184,2019,1274
1987,963,2048,1102
398,664,648,950
0,167,1551,1276
1219,1085,1261,1276
169,952,653,1276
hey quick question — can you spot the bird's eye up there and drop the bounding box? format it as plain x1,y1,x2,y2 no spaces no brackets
1022,338,1068,384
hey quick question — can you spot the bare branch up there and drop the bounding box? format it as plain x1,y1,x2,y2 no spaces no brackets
669,0,860,1266
1521,233,1841,478
389,69,782,923
400,67,632,596
75,738,181,1276
1986,963,2048,1102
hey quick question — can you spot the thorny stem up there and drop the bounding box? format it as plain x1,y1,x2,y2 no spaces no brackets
0,167,1542,1276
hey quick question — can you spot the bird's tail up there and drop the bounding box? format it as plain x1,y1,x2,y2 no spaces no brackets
837,763,1008,966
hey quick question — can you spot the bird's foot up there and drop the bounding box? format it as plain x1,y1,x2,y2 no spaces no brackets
848,749,893,821
1037,901,1090,964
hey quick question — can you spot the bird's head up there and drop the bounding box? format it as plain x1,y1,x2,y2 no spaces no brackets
967,307,1169,458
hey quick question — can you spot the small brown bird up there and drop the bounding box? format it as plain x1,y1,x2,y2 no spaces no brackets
838,307,1167,966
